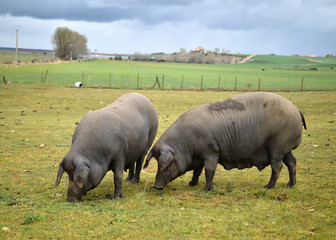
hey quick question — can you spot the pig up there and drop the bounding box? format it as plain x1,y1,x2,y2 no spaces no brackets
55,93,158,201
144,92,306,192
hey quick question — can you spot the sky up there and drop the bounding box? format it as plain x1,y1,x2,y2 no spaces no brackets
0,0,335,56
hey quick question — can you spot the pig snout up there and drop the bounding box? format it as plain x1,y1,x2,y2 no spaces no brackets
154,184,165,190
66,180,85,202
67,195,80,202
67,188,83,202
153,176,169,190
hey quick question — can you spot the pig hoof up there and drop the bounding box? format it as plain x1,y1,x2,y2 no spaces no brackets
124,177,132,182
263,183,275,189
202,187,213,192
130,178,140,184
189,181,198,187
113,193,123,199
106,193,123,199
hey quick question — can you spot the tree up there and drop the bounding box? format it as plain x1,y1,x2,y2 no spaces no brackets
71,31,89,60
221,48,230,55
52,27,89,60
180,48,186,53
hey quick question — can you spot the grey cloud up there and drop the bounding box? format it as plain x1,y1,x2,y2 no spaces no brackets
1,0,335,32
0,0,199,23
1,0,335,55
1,0,133,22
190,0,336,41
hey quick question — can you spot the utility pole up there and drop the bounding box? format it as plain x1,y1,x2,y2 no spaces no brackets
52,42,55,61
69,44,74,61
13,25,22,64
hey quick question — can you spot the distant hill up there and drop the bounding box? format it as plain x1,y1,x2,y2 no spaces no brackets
0,47,53,54
133,52,247,64
243,54,336,70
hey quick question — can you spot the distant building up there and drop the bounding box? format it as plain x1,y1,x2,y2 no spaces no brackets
192,47,206,53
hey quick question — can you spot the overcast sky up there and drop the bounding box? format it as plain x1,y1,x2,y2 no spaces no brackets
1,0,335,56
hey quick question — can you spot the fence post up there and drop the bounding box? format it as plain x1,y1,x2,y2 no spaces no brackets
234,76,237,91
137,73,139,89
258,77,261,91
217,75,221,91
42,70,49,83
82,72,85,86
109,73,112,88
301,77,304,91
162,74,165,90
153,76,161,89
2,75,7,85
88,73,92,86
201,75,203,91
104,73,106,86
181,74,184,90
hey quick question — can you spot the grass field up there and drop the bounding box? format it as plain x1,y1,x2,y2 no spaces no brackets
0,51,54,64
0,85,335,239
1,54,336,91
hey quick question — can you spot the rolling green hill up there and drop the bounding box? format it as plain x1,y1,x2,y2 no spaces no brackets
245,54,336,70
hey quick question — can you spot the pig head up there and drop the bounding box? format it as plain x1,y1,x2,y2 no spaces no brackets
144,144,181,190
55,156,100,202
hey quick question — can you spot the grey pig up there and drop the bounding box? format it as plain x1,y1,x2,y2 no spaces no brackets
55,93,158,201
144,92,306,192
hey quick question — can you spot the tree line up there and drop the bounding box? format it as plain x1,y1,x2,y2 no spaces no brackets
52,27,89,60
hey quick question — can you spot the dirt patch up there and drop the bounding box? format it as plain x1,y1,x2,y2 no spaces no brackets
239,54,256,63
208,98,245,111
308,58,323,63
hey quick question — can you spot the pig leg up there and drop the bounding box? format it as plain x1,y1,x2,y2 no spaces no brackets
264,152,284,189
125,164,134,182
203,155,219,192
131,153,145,184
283,151,296,188
113,157,125,198
189,163,204,187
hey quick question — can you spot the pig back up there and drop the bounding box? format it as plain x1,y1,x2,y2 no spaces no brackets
161,92,303,170
72,93,158,164
206,92,303,167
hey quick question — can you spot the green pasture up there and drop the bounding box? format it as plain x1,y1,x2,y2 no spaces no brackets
0,85,335,239
0,51,54,63
1,54,336,90
249,54,336,69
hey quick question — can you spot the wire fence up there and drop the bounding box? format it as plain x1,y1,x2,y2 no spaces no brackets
1,70,336,91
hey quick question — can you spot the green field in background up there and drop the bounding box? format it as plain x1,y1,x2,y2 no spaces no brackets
1,54,335,90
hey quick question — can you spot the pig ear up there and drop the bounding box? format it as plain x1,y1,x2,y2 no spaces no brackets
143,148,153,169
55,159,65,187
74,165,89,189
159,146,176,171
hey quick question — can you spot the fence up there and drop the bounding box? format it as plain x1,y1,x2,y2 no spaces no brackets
1,70,336,91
